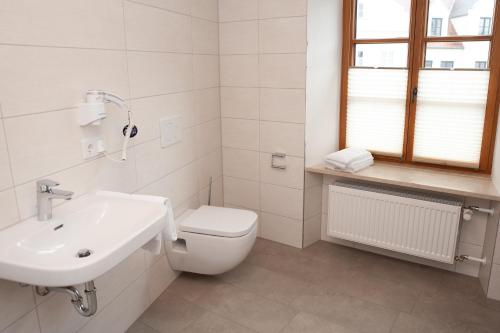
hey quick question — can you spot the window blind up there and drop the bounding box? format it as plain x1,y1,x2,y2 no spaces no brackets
346,68,408,156
413,70,490,168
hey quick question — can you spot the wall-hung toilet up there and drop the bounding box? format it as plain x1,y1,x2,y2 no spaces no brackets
165,205,258,275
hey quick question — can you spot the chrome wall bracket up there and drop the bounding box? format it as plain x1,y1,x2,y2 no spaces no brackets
271,153,287,170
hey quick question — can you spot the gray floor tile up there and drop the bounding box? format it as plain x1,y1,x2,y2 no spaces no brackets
166,272,223,302
291,285,398,333
126,321,160,333
282,312,357,333
128,240,500,333
181,312,256,333
196,283,297,333
220,263,310,304
139,292,206,333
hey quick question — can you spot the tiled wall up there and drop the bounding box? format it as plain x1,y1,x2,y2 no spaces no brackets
0,1,222,332
218,0,307,248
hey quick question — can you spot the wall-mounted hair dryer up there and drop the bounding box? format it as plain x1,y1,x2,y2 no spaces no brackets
79,90,138,161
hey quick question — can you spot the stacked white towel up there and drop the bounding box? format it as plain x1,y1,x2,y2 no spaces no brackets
324,147,374,173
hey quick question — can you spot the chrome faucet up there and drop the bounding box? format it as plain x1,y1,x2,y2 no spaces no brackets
37,179,74,221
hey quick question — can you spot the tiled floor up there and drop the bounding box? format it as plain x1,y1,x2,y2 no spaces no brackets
127,239,500,333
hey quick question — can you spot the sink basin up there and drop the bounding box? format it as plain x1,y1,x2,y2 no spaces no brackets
0,191,167,287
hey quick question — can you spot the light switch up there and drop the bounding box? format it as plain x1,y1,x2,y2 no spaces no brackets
160,116,182,147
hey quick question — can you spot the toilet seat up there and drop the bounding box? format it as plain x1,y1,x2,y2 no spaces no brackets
179,205,257,238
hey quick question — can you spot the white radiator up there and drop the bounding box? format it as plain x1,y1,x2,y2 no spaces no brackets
328,182,462,264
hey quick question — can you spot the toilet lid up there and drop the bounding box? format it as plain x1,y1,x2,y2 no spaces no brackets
179,206,257,238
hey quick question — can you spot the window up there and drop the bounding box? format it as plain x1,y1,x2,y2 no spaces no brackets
340,0,500,172
480,17,492,35
440,61,454,69
475,61,487,69
430,18,443,36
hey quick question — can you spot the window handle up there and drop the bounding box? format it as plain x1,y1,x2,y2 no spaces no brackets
411,87,418,103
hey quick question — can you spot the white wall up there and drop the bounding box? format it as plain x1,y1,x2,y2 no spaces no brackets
303,0,342,247
0,1,222,332
219,0,308,248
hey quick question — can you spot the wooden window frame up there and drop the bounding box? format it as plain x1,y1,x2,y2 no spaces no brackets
339,0,500,174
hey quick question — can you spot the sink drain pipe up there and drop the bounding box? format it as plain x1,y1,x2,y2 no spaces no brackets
36,281,97,317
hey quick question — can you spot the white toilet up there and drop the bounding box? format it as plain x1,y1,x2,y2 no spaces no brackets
165,205,258,275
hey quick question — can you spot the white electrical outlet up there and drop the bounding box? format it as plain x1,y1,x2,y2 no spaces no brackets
81,137,105,159
160,115,182,147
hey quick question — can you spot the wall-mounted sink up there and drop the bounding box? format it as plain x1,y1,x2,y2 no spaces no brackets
0,191,168,287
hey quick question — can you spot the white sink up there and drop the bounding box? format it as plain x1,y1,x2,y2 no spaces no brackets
0,191,167,287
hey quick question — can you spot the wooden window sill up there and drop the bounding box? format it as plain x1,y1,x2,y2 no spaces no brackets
306,161,500,201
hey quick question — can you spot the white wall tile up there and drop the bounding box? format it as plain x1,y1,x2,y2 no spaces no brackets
304,214,321,248
125,1,192,53
131,92,196,144
259,17,307,53
1,310,39,333
78,274,150,333
0,122,13,191
221,88,259,120
134,130,196,188
146,255,177,302
223,148,260,181
260,212,303,248
260,88,305,123
132,0,191,14
0,46,129,117
221,118,259,150
128,51,193,98
195,88,220,124
223,176,260,210
137,162,199,208
494,230,500,265
0,281,35,331
260,121,304,157
4,109,82,185
191,0,219,21
192,18,219,54
260,153,304,189
304,185,322,219
194,55,220,89
258,0,307,19
197,149,223,190
195,119,221,157
0,0,125,49
487,264,500,300
260,183,303,219
259,54,306,88
219,0,258,22
220,55,259,87
220,21,258,55
15,149,138,220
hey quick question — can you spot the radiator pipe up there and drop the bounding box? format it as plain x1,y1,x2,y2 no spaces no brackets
462,206,494,221
455,255,487,265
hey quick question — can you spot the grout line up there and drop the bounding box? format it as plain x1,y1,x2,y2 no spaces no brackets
220,85,305,89
220,52,306,56
220,15,307,24
222,115,305,125
221,145,304,159
126,0,219,24
0,116,21,220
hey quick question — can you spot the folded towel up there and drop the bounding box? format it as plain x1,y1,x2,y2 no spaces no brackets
325,148,372,169
141,198,177,255
326,155,374,173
